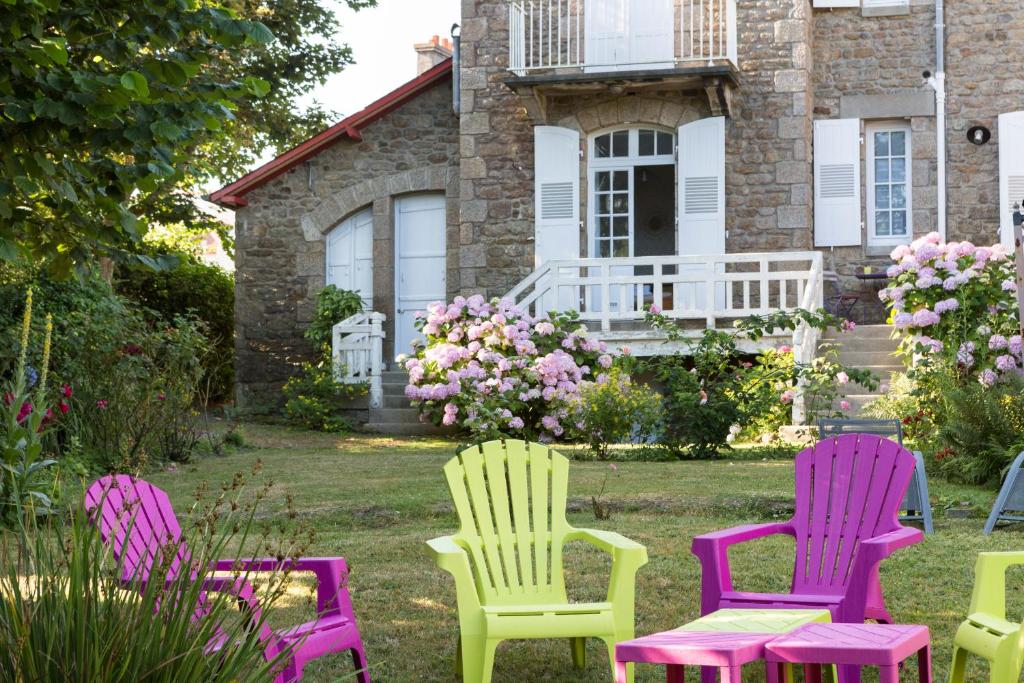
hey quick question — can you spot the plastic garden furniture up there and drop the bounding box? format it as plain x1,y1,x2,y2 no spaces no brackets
818,419,934,534
427,439,648,683
85,475,371,683
692,434,923,683
949,551,1024,682
614,608,832,683
984,450,1024,534
765,623,932,683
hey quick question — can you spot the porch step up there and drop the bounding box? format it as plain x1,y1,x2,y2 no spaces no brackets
364,370,450,436
363,421,449,436
821,324,905,418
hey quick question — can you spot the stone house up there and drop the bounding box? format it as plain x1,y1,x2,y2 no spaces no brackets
212,2,1024,413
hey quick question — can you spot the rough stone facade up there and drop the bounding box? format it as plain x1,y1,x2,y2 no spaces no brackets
227,0,1024,410
233,80,458,411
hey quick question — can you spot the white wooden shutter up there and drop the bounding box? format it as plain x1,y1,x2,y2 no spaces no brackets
677,117,726,255
585,0,629,72
812,0,859,8
534,126,580,267
629,0,674,69
999,111,1024,248
814,118,862,247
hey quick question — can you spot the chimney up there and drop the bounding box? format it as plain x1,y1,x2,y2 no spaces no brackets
414,35,453,75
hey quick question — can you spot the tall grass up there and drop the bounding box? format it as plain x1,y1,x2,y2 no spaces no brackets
0,467,308,682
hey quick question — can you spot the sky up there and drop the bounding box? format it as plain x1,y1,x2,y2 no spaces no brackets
302,0,461,118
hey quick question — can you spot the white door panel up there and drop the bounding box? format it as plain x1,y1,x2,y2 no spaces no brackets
999,111,1024,248
396,194,446,359
326,208,374,310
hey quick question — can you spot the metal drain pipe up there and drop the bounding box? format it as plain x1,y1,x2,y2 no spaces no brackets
451,23,461,117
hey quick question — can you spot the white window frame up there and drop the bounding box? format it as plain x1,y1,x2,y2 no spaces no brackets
587,127,675,258
866,120,913,247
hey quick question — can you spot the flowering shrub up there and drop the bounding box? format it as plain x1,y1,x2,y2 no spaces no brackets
879,232,1020,384
569,367,662,459
402,296,610,442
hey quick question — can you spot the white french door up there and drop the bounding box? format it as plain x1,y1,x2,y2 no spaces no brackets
585,0,674,72
395,194,446,359
326,208,374,310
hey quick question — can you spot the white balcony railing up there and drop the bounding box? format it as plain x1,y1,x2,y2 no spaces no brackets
508,0,737,75
332,312,385,409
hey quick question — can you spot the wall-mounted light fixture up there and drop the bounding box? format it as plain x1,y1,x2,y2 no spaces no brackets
967,125,991,146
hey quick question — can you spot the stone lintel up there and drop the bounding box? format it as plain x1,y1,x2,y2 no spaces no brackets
840,92,935,120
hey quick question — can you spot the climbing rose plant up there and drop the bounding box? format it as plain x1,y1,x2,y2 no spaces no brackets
401,296,611,442
879,232,1020,385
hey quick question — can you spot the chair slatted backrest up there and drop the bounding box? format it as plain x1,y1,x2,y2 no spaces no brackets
791,434,915,595
85,475,190,585
442,440,571,606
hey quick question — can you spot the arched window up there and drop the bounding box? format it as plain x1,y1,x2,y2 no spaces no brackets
326,207,373,310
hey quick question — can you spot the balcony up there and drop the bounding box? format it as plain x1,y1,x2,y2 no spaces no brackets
505,0,738,118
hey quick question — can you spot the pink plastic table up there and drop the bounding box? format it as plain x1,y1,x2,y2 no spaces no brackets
614,609,832,683
765,623,932,683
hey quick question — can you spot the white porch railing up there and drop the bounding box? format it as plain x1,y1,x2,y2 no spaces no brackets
791,254,824,424
508,0,738,75
332,312,386,409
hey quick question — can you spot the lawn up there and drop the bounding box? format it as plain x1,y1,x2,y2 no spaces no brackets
148,424,1024,682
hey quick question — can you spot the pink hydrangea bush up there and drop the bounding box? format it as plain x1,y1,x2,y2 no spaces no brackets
879,232,1020,384
401,295,612,442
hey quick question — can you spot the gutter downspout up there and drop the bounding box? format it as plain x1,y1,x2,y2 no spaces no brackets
933,0,947,239
451,23,461,117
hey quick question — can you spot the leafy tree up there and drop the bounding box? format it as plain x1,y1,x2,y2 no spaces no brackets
0,0,375,276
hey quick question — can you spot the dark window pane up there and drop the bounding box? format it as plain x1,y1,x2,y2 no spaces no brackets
612,130,628,157
613,170,628,190
598,240,611,257
638,129,655,156
598,194,610,214
612,194,629,213
612,239,629,257
598,217,611,237
595,134,610,158
596,171,610,191
613,216,629,236
657,132,673,155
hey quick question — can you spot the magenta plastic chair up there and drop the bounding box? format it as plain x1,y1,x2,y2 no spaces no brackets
85,475,371,683
691,434,923,683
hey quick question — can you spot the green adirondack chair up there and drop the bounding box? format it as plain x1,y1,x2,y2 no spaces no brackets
949,551,1024,683
427,440,648,683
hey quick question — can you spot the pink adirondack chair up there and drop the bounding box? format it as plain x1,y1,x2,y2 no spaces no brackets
85,475,371,683
691,434,924,683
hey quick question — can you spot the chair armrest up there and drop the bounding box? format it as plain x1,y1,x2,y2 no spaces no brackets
858,526,924,564
211,557,354,617
567,528,648,604
969,552,1024,618
427,535,481,613
691,522,795,612
841,526,923,622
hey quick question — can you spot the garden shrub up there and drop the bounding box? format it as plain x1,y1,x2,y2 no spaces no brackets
115,255,235,402
402,296,611,442
569,367,662,459
281,285,365,432
876,232,1024,486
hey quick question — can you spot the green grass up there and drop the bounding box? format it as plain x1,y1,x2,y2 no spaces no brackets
146,424,1024,682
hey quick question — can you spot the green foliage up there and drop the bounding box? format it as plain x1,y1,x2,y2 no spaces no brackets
0,0,375,274
0,0,274,274
304,285,363,353
0,469,306,681
569,368,662,459
641,308,876,458
283,362,364,433
116,256,235,401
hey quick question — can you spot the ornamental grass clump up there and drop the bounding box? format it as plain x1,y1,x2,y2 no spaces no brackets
402,296,612,442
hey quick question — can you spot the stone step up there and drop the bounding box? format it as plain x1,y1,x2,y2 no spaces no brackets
368,407,421,423
823,325,895,342
382,394,413,409
837,350,903,367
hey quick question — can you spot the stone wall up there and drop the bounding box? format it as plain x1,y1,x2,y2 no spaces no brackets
945,0,1024,244
233,79,459,412
458,0,817,300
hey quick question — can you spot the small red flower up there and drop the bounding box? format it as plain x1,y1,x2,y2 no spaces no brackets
122,344,143,356
3,392,13,407
58,400,70,414
16,402,32,423
157,393,166,402
96,399,109,410
61,384,72,398
38,407,55,432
